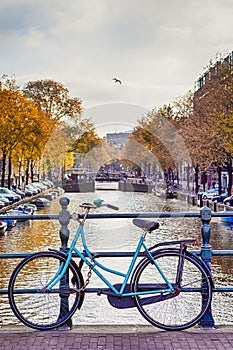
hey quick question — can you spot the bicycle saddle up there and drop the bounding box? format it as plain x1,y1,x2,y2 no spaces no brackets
133,219,159,232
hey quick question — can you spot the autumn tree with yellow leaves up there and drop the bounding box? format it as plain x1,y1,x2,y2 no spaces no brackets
23,79,103,180
0,77,57,187
0,77,103,186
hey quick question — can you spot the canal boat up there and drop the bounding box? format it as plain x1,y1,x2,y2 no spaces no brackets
0,221,7,235
219,215,233,224
165,184,178,199
165,189,178,199
218,206,233,224
1,213,17,229
95,172,122,182
8,204,36,222
152,186,164,197
62,180,95,193
62,168,95,193
118,179,155,193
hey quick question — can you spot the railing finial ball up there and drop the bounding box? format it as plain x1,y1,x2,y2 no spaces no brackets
59,196,70,208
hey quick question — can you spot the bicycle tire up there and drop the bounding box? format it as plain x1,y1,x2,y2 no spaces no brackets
8,251,84,330
131,248,212,331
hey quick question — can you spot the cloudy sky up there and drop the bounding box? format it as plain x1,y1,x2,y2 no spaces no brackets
1,0,232,133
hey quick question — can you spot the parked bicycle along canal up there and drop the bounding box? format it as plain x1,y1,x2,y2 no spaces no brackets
0,189,232,327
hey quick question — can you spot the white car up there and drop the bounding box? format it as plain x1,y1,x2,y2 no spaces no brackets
0,193,10,206
201,189,218,200
0,188,19,204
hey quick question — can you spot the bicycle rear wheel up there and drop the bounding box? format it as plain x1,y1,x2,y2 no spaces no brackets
8,251,84,330
131,249,212,331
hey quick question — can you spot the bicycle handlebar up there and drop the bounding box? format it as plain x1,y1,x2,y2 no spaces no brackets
105,203,119,211
77,199,119,212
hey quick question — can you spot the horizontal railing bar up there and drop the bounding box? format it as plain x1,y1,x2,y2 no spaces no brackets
0,210,232,221
0,253,32,259
0,214,59,220
213,288,233,292
75,211,233,219
1,250,233,260
211,250,233,255
211,212,233,217
0,287,232,295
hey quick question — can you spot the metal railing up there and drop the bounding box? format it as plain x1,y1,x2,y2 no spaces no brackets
0,196,233,329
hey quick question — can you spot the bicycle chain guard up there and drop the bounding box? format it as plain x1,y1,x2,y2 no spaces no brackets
107,284,136,309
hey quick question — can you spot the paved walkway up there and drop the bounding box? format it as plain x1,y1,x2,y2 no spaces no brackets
0,325,232,350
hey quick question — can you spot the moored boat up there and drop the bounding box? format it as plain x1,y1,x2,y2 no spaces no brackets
62,168,95,193
8,204,35,222
152,186,164,197
219,215,233,224
1,213,17,229
118,178,155,193
218,206,233,224
62,180,95,193
165,190,178,199
0,221,7,235
95,172,122,182
165,184,178,199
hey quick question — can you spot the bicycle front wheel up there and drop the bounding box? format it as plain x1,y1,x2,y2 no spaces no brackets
8,251,84,330
131,249,212,331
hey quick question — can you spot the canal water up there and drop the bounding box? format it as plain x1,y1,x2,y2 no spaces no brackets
0,189,232,326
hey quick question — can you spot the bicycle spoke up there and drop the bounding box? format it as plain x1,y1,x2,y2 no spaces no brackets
132,249,212,331
8,252,84,330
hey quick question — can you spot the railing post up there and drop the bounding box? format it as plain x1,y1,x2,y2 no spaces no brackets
199,206,215,329
213,201,217,212
199,193,203,207
57,196,72,330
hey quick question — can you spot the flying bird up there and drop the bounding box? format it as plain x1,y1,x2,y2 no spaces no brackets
112,78,122,84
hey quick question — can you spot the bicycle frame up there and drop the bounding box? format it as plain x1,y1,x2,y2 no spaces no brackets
45,217,174,298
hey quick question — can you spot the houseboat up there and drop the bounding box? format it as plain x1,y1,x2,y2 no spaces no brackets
118,178,155,193
62,168,95,193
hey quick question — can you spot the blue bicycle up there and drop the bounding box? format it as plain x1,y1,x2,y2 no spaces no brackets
8,200,213,331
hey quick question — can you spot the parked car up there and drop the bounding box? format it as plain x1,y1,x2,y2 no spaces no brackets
223,195,233,206
0,194,10,206
11,187,26,198
41,180,53,188
25,184,39,196
32,182,47,191
211,192,228,203
29,183,41,194
0,188,19,204
200,189,218,200
24,188,33,197
9,190,21,202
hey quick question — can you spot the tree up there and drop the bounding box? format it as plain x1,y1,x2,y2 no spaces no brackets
41,126,67,180
23,79,103,177
23,79,83,120
127,103,192,186
191,55,233,194
0,83,46,186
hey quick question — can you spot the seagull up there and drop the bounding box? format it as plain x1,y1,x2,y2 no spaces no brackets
112,78,122,84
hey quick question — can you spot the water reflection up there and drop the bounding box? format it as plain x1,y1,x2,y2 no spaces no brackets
0,191,232,326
